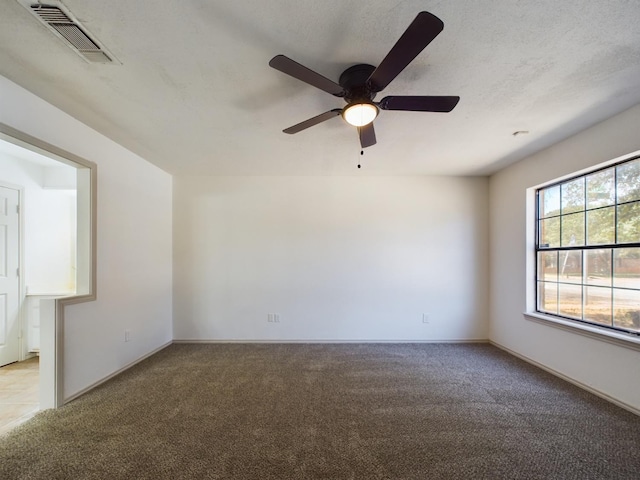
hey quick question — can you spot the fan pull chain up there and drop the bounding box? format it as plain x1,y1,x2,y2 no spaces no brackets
358,149,363,169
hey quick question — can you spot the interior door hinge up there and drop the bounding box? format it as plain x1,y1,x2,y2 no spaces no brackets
16,205,19,214
16,267,20,277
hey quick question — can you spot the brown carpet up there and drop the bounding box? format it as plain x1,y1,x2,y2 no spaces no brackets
1,343,639,479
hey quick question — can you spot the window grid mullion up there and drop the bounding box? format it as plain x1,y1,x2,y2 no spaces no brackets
614,165,618,244
539,242,640,253
581,250,585,322
583,177,588,247
610,248,615,327
535,155,640,337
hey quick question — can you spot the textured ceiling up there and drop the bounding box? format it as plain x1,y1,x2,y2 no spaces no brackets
1,0,639,176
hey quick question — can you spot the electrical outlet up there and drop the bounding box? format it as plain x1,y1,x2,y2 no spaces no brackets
124,329,131,342
422,313,430,324
267,313,280,323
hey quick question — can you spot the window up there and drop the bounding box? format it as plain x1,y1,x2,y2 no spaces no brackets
535,156,640,335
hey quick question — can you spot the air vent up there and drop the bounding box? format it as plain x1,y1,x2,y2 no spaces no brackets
25,3,117,64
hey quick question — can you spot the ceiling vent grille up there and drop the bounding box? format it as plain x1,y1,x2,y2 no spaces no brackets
27,3,116,64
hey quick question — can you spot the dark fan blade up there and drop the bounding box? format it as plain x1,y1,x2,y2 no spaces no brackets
283,109,342,134
358,123,377,148
378,95,459,112
367,12,444,93
269,55,344,96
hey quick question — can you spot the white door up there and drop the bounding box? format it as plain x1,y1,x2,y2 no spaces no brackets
0,186,20,367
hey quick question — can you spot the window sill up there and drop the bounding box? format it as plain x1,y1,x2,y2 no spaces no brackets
523,312,640,352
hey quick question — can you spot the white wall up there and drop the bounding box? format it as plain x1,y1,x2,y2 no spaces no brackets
174,176,489,341
490,103,640,411
0,75,173,400
0,154,76,294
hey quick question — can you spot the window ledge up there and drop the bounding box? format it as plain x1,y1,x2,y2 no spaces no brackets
523,312,640,352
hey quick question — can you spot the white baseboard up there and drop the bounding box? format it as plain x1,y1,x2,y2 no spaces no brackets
63,341,172,404
61,340,638,419
172,338,490,344
63,340,489,404
490,340,640,417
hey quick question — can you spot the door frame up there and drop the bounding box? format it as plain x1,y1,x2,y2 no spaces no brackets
0,122,97,409
0,181,24,366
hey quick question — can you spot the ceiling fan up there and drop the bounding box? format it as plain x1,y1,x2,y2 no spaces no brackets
269,11,460,149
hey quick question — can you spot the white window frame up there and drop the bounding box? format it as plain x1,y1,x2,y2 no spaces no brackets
524,149,640,351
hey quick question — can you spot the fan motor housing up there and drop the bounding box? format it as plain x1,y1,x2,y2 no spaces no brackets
339,64,377,103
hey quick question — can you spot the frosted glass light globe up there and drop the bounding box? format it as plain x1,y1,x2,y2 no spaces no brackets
342,103,378,127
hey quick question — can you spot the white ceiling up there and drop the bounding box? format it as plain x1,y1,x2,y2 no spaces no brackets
0,137,62,167
1,0,639,176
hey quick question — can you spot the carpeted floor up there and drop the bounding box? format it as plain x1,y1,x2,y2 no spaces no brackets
0,343,639,479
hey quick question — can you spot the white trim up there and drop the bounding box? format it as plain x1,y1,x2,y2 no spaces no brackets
39,298,57,409
525,149,640,356
61,338,638,417
523,311,640,351
0,122,98,409
172,339,490,344
491,340,640,417
64,341,173,404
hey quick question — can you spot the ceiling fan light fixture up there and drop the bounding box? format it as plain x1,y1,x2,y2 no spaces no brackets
342,102,378,127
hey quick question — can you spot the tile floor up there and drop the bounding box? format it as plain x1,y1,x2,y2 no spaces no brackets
0,357,39,436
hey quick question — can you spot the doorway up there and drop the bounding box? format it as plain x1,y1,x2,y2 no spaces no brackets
0,123,96,421
0,185,20,368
